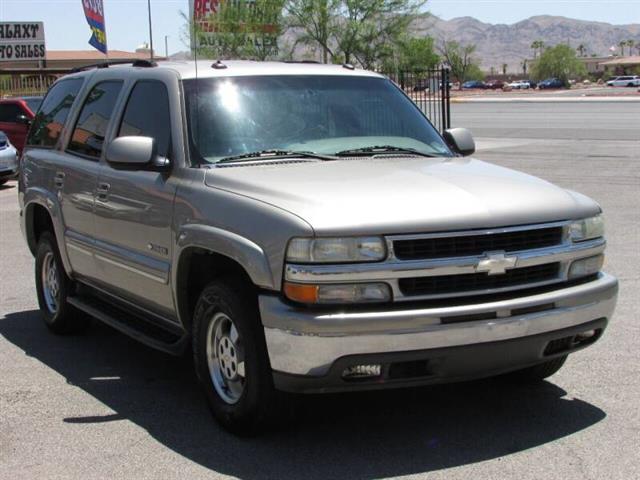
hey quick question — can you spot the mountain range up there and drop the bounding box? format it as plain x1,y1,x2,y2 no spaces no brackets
411,15,640,72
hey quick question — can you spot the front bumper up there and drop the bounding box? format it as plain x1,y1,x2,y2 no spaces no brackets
260,273,618,392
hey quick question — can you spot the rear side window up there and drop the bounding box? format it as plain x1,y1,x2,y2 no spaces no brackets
67,81,123,159
27,79,83,148
0,103,24,122
118,81,171,158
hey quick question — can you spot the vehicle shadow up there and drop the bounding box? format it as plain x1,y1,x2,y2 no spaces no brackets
0,181,15,191
0,309,606,479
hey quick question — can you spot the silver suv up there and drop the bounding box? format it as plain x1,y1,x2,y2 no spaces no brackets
19,60,618,433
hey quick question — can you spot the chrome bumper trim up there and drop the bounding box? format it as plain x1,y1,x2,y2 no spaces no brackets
261,273,618,376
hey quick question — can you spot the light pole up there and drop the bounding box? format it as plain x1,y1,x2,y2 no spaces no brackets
147,0,154,60
165,35,169,59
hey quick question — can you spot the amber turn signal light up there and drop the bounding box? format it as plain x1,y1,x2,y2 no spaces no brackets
283,282,319,303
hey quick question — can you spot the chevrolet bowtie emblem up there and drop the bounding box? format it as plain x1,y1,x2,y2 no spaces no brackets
475,251,518,275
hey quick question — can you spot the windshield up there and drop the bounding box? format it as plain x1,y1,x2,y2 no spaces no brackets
183,75,452,164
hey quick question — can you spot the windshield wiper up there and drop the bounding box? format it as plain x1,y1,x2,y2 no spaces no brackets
334,145,438,158
217,149,335,164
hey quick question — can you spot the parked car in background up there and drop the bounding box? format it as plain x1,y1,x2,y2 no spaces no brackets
0,131,18,185
508,80,530,89
606,75,640,87
462,80,486,89
485,80,505,89
0,96,43,153
538,78,566,89
526,79,538,89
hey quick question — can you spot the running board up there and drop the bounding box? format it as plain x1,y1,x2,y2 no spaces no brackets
68,295,188,355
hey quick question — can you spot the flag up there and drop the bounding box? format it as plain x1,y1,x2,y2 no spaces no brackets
82,0,107,54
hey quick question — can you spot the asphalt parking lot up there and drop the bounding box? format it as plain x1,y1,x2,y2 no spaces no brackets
1,101,639,479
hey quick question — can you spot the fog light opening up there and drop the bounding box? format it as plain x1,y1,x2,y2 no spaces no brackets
342,364,382,380
575,329,596,341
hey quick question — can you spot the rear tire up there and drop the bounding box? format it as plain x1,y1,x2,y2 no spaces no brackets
35,232,88,334
192,278,288,435
505,355,568,382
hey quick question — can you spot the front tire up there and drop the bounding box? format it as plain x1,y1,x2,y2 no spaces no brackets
35,232,88,334
192,278,284,434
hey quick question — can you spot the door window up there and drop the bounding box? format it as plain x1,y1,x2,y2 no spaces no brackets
68,81,123,159
118,81,171,158
0,103,23,122
26,78,83,148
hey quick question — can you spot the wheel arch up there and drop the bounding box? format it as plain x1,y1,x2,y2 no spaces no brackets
174,225,276,330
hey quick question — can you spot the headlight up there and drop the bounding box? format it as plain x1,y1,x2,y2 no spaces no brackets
569,254,604,279
286,237,386,263
569,215,604,242
284,282,392,304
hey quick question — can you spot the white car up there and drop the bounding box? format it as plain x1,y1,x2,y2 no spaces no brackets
606,75,640,87
0,131,18,186
508,80,530,89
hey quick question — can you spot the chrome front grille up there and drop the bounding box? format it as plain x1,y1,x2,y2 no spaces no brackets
399,263,561,297
393,226,563,260
284,221,606,303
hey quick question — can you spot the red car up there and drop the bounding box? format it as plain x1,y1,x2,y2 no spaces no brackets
0,96,43,153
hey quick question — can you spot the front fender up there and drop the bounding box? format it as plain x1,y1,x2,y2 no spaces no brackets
174,224,275,290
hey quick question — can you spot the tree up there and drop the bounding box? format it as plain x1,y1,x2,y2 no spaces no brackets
576,44,586,57
530,40,545,59
285,0,426,67
501,63,508,75
439,40,480,89
285,0,337,63
390,35,440,73
521,59,528,75
627,40,635,57
531,44,587,84
618,40,626,56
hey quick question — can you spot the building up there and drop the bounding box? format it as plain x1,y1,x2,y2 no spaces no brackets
1,50,166,97
598,56,640,76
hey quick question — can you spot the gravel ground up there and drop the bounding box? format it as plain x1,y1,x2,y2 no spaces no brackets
1,101,639,479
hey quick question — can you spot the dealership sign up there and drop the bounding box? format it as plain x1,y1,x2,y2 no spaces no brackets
0,22,46,62
189,0,279,55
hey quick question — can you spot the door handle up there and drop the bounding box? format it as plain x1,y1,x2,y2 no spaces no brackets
54,171,65,188
96,182,110,202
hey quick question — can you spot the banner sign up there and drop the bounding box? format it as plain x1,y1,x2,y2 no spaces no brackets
189,0,279,56
0,22,46,62
82,0,108,54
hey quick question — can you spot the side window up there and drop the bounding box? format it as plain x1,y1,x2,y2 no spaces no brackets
27,79,83,148
0,103,24,122
67,81,123,159
118,81,171,158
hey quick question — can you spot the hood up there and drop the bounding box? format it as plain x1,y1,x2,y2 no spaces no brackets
204,157,600,235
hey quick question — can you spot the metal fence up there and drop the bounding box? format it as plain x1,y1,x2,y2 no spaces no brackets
0,72,59,98
382,68,452,133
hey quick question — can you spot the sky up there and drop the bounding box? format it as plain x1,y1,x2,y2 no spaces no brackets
0,0,639,55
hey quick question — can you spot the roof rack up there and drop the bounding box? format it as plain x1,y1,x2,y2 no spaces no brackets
71,59,157,73
283,60,321,64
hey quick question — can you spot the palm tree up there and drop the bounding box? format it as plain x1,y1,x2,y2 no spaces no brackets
530,40,545,58
627,40,635,57
502,63,508,75
521,59,528,75
618,41,626,56
576,44,587,57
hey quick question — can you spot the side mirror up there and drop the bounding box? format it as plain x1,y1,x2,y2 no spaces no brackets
16,114,32,126
443,128,476,156
105,136,170,171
